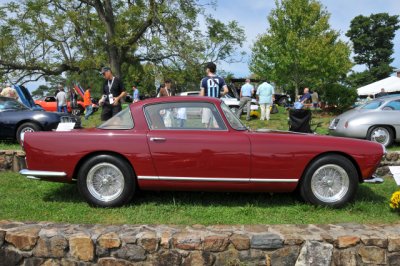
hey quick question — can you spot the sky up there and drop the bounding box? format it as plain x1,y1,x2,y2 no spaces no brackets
208,0,400,77
1,0,400,89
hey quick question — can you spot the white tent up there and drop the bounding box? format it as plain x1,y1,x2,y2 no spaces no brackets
357,76,400,96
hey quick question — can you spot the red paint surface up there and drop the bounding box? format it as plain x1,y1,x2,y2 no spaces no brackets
23,96,384,193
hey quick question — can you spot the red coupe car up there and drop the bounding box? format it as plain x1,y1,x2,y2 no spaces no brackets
20,97,385,208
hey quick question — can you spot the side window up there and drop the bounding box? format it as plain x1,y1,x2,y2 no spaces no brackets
144,102,227,130
383,100,400,111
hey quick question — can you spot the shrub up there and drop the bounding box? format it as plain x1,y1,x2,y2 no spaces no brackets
322,84,358,112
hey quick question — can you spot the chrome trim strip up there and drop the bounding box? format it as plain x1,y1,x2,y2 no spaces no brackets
137,176,298,183
20,169,67,178
250,178,298,183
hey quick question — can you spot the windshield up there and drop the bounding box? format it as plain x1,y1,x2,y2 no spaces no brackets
361,100,383,110
98,108,134,130
220,102,247,130
0,98,29,111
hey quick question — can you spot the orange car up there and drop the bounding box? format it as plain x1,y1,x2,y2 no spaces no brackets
35,96,85,114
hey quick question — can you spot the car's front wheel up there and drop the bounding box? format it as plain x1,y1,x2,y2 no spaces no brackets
299,155,358,208
77,155,135,207
16,122,41,143
367,126,394,147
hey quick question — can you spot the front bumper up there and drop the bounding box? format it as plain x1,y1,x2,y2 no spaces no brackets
19,169,67,180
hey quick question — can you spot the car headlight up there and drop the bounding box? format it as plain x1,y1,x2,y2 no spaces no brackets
329,118,339,129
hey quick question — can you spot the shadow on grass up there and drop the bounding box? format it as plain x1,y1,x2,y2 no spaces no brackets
42,183,83,203
356,184,389,202
42,182,386,208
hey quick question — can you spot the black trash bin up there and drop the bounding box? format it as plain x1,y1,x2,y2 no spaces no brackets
289,109,312,133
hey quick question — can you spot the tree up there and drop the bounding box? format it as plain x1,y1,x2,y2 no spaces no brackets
250,0,352,97
0,0,244,88
346,13,400,87
31,85,52,99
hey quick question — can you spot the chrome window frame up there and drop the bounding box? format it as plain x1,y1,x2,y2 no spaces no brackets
143,101,229,132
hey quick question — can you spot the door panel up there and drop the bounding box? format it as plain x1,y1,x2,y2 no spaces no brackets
147,130,251,179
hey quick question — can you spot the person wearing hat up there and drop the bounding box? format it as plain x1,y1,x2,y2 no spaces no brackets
99,67,127,121
0,83,18,100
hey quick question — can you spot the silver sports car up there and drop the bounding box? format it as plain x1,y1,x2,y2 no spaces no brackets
329,95,400,147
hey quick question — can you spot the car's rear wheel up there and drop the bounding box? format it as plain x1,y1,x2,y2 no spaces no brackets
367,126,394,147
16,122,41,143
77,155,135,207
299,155,358,208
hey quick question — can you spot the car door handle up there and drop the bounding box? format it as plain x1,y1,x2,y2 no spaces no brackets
150,137,166,142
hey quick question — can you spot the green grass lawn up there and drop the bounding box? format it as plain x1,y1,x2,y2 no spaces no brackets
0,172,398,224
0,140,21,150
243,107,331,135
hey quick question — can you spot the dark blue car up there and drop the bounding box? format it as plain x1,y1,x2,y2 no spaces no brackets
0,97,80,143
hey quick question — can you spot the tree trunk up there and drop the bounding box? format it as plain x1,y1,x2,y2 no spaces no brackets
91,0,122,78
108,47,122,78
294,83,299,100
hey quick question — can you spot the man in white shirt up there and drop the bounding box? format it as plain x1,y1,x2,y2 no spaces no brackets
55,87,68,113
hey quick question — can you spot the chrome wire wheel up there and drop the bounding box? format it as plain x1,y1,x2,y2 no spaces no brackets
370,127,390,146
86,163,125,202
310,164,349,203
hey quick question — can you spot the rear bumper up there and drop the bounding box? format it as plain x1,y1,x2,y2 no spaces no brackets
19,169,67,180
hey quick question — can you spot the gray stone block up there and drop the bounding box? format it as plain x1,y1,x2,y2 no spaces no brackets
295,240,333,266
251,233,284,249
112,244,146,262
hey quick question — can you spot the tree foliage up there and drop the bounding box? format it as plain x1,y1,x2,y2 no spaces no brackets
250,0,352,97
346,13,400,88
0,0,244,93
31,85,52,99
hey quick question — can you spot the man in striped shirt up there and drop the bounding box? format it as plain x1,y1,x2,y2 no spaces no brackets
200,62,229,128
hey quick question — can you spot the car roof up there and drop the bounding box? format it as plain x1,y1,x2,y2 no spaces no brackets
135,96,222,107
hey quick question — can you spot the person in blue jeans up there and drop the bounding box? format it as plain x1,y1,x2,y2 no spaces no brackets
55,87,68,113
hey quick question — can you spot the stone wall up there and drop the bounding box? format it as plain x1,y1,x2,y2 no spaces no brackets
376,152,400,176
1,221,400,265
0,150,26,172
